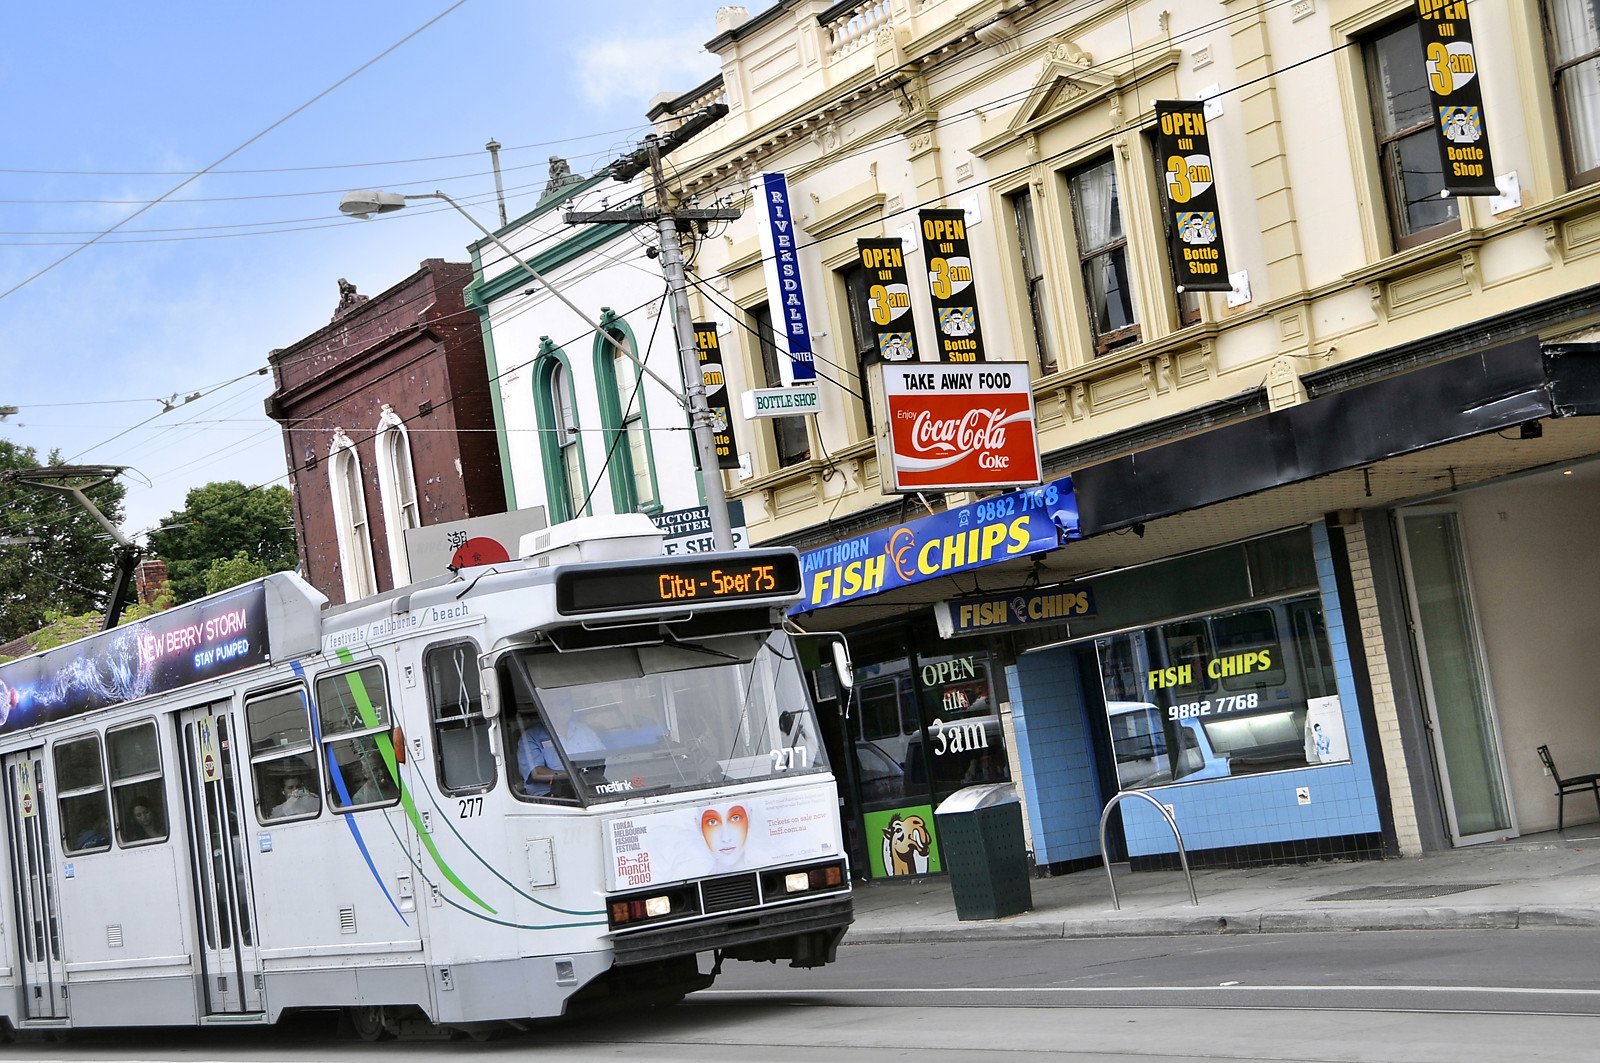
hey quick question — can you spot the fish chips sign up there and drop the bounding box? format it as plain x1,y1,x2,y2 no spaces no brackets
880,361,1041,491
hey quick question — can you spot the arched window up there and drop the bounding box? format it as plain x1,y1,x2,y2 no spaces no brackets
327,428,376,601
374,405,419,586
534,342,588,523
593,312,658,513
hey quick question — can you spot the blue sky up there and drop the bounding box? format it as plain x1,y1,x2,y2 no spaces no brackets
0,0,731,541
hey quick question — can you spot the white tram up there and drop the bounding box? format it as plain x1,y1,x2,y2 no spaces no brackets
0,516,852,1038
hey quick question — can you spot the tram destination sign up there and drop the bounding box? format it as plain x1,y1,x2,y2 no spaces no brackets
555,551,804,615
0,583,269,736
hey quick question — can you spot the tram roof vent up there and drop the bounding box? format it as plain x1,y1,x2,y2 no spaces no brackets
519,514,665,567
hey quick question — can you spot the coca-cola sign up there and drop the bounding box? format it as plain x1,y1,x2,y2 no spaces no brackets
880,361,1042,492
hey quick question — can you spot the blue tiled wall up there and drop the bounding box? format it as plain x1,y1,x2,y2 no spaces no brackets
1012,523,1383,860
1009,652,1105,865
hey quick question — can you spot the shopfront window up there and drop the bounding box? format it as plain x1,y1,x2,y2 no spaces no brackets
845,624,1010,880
1095,594,1347,790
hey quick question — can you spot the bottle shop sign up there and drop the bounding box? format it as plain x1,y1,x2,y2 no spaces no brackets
1154,100,1232,292
1416,0,1497,197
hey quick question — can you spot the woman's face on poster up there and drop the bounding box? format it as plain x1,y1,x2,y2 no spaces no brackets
700,804,749,863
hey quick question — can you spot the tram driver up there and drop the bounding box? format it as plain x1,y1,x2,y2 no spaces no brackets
516,710,603,798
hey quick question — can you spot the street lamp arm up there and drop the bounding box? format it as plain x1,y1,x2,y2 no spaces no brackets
410,191,692,411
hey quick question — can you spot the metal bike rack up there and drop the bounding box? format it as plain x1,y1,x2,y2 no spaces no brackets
1098,791,1199,910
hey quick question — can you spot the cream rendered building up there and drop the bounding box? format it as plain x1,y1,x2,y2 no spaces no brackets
539,0,1600,876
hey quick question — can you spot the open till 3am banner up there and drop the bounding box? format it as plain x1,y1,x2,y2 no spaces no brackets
692,322,740,470
1155,100,1231,292
854,238,920,363
918,208,986,363
1417,0,1497,196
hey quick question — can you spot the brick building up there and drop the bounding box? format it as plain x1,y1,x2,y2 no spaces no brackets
266,261,506,605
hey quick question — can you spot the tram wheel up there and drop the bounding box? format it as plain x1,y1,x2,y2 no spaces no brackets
347,1006,394,1042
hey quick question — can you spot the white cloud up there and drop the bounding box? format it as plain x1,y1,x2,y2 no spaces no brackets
575,30,722,113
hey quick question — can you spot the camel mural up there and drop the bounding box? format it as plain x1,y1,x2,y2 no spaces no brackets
881,812,932,876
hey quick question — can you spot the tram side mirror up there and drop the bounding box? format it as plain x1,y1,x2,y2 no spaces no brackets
830,639,854,692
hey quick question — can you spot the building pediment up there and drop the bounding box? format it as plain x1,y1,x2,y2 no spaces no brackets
1008,38,1114,131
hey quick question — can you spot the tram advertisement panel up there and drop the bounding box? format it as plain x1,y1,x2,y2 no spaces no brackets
1154,100,1232,292
0,584,268,736
604,786,840,890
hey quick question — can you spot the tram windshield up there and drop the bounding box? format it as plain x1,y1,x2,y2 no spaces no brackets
499,631,829,803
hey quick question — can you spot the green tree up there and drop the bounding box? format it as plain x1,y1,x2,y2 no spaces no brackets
146,482,297,604
204,550,273,596
0,439,128,642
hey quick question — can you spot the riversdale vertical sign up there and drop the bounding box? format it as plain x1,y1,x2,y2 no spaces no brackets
692,322,740,470
854,238,919,363
1154,101,1232,292
1416,0,1497,196
757,173,817,383
918,208,987,363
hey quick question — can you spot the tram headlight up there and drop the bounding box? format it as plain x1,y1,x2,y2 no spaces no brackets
607,885,698,929
763,860,848,898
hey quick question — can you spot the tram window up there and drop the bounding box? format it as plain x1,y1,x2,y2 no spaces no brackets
1161,621,1215,696
108,721,168,845
247,687,323,823
426,641,494,793
315,665,401,811
54,734,111,854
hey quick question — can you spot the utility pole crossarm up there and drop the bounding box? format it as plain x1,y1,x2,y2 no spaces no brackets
563,209,655,224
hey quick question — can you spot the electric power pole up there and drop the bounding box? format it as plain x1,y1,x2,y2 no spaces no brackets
566,106,742,550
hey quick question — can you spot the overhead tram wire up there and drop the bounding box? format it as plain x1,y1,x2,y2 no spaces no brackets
672,0,1352,308
575,289,669,517
0,124,655,177
107,288,675,544
681,266,867,404
14,12,1345,534
8,0,1337,542
0,0,474,304
681,0,1316,211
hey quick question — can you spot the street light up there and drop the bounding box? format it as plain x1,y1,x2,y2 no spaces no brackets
338,189,735,550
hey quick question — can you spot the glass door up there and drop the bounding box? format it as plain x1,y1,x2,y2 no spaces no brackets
1397,507,1515,843
4,749,67,1019
178,705,264,1014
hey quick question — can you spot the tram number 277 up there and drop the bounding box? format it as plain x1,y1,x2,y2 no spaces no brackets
770,746,810,772
458,796,484,818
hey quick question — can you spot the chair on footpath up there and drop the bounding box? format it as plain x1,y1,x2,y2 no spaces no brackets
1536,744,1600,830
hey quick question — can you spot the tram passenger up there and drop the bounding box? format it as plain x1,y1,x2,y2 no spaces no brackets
123,796,161,841
72,811,110,850
517,711,603,798
271,773,319,817
342,757,393,805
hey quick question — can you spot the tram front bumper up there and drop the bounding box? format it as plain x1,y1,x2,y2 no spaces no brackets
609,894,853,968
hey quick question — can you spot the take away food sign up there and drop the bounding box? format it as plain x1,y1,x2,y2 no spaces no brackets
880,361,1042,491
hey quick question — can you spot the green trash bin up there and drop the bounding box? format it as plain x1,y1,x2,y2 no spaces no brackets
934,783,1033,920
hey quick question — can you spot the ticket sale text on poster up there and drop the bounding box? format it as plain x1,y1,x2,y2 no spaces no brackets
603,787,841,890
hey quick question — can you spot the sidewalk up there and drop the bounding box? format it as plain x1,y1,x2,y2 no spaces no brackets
845,828,1600,943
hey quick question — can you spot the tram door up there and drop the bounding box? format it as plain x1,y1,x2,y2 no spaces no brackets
3,749,68,1019
177,706,263,1015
